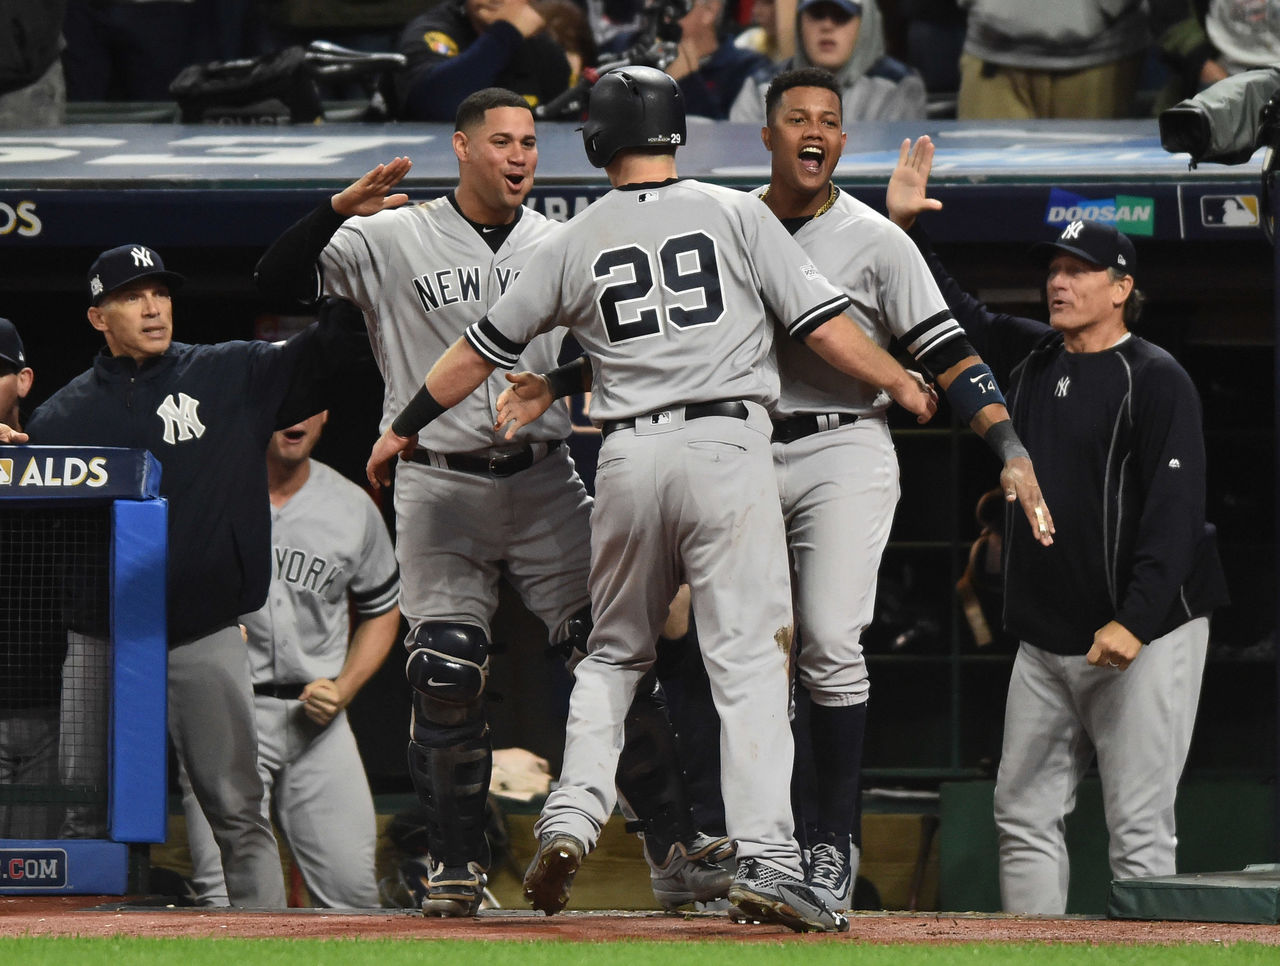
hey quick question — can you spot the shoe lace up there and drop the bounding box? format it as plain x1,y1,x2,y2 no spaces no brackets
808,842,847,891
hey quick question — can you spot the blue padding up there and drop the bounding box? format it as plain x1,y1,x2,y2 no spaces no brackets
0,841,128,894
109,499,168,843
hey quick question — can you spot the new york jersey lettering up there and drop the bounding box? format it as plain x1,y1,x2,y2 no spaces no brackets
412,266,483,312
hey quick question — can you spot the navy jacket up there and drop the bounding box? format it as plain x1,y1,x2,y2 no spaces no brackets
27,319,350,645
907,224,1228,654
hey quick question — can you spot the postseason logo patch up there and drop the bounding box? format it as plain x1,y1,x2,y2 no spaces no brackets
1045,188,1154,236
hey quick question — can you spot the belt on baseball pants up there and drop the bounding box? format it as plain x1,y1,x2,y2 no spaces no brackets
407,439,561,478
253,682,306,700
770,412,860,444
600,400,750,440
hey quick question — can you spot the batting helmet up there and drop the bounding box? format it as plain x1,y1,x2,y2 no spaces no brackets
582,66,686,168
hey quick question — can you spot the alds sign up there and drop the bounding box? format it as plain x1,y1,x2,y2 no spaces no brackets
0,456,109,488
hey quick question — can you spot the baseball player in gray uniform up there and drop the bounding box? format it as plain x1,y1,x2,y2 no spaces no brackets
493,68,1052,916
367,65,937,933
755,68,1050,912
180,409,400,907
255,87,729,916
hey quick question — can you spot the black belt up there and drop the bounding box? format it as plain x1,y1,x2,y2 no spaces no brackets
253,682,305,700
770,412,859,444
600,401,750,440
407,439,561,478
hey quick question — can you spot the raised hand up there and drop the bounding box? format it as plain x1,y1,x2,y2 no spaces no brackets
332,157,414,218
886,137,943,231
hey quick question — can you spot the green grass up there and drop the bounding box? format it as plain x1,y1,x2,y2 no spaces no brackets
2,940,1278,966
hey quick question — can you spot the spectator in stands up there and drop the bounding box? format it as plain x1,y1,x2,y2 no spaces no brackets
181,410,400,908
396,0,572,121
0,2,66,127
62,0,202,101
0,318,62,841
954,0,1149,119
734,0,797,65
731,0,926,123
898,0,965,97
661,0,773,118
1151,0,1280,108
0,248,359,906
536,0,599,85
583,0,646,52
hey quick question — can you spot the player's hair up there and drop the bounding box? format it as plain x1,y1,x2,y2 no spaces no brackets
1107,267,1146,324
764,67,843,125
454,88,533,132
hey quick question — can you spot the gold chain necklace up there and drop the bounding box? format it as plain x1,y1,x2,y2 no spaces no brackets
760,181,838,218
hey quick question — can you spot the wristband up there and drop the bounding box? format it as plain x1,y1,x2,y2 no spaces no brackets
984,420,1030,464
391,384,447,438
545,356,588,399
945,361,1006,425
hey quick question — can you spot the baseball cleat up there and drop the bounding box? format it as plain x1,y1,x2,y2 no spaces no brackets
806,836,857,913
728,857,850,933
420,860,486,917
647,838,734,910
523,832,585,914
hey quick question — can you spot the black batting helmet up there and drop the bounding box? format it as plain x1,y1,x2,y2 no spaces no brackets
582,66,686,168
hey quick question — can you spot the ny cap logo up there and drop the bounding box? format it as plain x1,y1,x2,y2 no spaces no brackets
130,246,155,268
1060,221,1085,241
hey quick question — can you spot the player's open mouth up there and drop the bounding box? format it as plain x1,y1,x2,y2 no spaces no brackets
799,145,824,174
505,173,525,189
282,430,306,442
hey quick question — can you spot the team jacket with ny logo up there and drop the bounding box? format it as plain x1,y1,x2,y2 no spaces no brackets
27,337,323,644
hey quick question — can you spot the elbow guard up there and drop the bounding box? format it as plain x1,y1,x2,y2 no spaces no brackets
945,362,1006,425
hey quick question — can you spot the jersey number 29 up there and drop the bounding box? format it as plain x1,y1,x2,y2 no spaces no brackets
593,232,724,344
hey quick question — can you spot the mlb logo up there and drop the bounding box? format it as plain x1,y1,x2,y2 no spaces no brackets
1200,195,1259,228
649,411,672,426
638,191,659,204
0,458,11,485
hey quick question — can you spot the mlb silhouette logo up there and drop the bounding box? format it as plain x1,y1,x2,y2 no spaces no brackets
1200,195,1259,228
0,458,11,485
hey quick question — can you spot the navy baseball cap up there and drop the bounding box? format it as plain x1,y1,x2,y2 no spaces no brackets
1031,220,1138,280
0,317,26,370
87,244,185,306
797,0,863,16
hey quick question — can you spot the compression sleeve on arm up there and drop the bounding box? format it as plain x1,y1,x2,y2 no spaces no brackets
546,356,590,399
254,201,349,306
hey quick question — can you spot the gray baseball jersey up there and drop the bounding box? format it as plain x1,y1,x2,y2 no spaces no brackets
320,197,573,449
762,187,960,419
467,180,849,420
467,178,850,878
321,194,592,639
761,188,963,706
183,459,399,908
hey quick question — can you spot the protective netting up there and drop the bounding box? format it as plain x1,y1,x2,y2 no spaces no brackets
0,506,111,839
